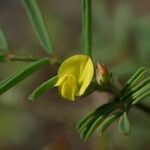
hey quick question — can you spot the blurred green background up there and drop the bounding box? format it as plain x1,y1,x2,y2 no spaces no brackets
0,0,150,149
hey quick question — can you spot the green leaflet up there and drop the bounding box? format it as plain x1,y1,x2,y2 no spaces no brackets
98,112,122,135
76,103,110,132
82,114,106,141
120,77,150,102
121,67,146,95
29,76,58,101
78,102,117,141
0,29,8,51
124,67,145,85
131,90,150,105
130,83,150,102
120,68,150,105
77,68,149,141
21,0,54,54
119,112,131,136
0,58,50,95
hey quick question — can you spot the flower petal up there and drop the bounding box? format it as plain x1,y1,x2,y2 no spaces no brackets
78,57,94,95
54,75,66,86
59,74,78,101
55,55,94,100
57,55,90,80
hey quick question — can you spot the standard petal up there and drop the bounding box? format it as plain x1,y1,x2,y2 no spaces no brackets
57,55,90,79
78,57,94,96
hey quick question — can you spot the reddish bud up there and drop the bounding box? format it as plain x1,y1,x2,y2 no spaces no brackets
96,63,110,86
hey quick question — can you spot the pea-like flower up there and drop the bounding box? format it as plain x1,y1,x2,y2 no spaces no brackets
55,55,94,101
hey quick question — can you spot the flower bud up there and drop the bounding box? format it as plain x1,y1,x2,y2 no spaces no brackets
96,63,110,86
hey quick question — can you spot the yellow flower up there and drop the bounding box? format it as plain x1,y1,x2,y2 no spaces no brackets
55,55,94,101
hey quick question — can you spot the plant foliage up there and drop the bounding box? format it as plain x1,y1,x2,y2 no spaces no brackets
77,68,150,141
0,0,149,143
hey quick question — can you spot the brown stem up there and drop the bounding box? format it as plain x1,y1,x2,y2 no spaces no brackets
0,53,61,66
0,53,39,62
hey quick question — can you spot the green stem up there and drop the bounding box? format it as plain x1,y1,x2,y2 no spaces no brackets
9,55,39,62
0,54,38,62
0,53,61,65
82,0,92,57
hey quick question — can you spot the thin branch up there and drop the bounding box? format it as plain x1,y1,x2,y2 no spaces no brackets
0,53,38,62
0,53,61,65
8,55,39,62
82,0,92,57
